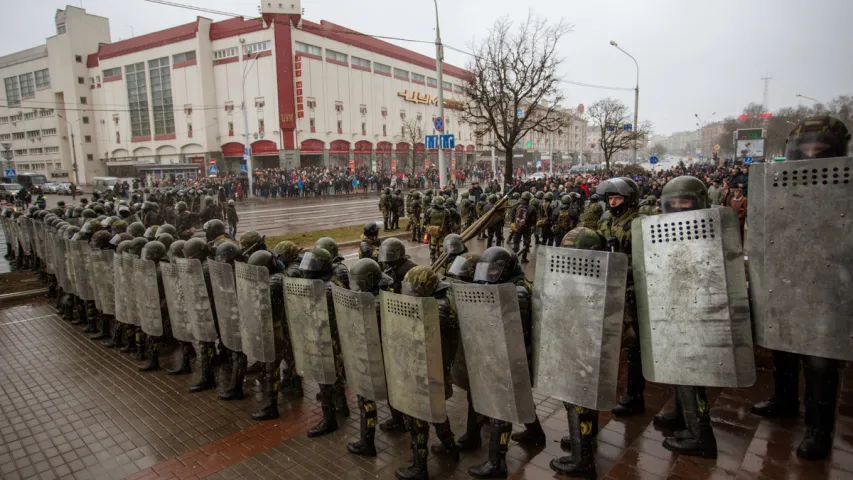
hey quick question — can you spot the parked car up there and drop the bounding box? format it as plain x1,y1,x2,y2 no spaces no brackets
43,182,59,194
529,172,550,180
57,183,73,195
0,183,24,203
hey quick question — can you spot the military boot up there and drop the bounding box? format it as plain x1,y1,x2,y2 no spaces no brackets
139,338,161,372
347,396,377,457
82,302,98,333
71,299,85,325
612,344,646,416
510,416,546,447
307,385,339,436
468,419,511,479
654,393,685,430
395,418,429,480
752,350,800,418
168,342,193,375
456,392,483,451
550,405,596,479
560,402,599,449
219,352,246,401
796,357,839,460
189,343,216,393
334,385,350,418
429,418,459,461
119,327,136,353
252,362,281,421
104,322,124,348
280,375,303,397
663,386,717,458
91,315,111,340
380,407,408,433
134,331,147,361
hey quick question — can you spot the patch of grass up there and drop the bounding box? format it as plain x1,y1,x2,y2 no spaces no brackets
264,219,409,249
0,270,43,295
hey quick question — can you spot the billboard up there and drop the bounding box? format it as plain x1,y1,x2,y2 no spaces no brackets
737,139,764,158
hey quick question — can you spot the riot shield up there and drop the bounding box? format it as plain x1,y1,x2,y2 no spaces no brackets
331,285,388,402
452,283,535,424
63,238,77,296
633,207,755,388
32,221,42,261
90,250,115,315
43,229,54,275
69,241,95,301
121,253,140,326
19,218,30,256
175,258,218,342
748,157,853,361
112,252,125,321
380,291,446,423
282,277,336,383
134,258,164,337
532,246,627,410
160,261,193,342
208,261,241,352
55,235,67,293
235,262,275,362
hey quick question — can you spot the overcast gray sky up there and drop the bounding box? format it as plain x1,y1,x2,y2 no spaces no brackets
3,0,852,134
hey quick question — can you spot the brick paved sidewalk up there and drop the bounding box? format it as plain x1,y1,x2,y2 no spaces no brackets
0,300,851,480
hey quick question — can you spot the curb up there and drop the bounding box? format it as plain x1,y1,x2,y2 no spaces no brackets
0,288,49,303
337,230,411,248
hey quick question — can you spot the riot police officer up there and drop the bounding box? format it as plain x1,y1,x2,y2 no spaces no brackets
165,240,195,375
271,241,304,396
213,241,248,400
551,194,577,243
378,238,418,295
482,194,503,248
138,241,170,372
582,193,604,229
537,192,556,246
184,237,219,392
379,187,392,231
358,222,381,261
391,188,404,230
510,192,537,263
425,196,449,264
409,191,423,242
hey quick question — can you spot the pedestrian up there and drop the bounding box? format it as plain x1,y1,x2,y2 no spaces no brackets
728,185,747,241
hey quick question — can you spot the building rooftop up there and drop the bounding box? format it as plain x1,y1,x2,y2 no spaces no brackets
0,44,48,70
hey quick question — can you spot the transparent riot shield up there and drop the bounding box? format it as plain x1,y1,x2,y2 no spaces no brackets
134,258,164,337
208,261,241,352
282,277,337,384
112,251,125,321
69,240,95,301
175,258,217,342
331,285,388,402
235,262,275,363
89,250,115,315
160,261,193,342
121,253,140,326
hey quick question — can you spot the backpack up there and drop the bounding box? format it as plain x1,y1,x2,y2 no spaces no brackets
557,209,571,230
515,205,529,229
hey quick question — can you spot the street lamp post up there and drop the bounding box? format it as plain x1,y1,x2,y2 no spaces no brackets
238,40,262,198
610,40,639,163
796,94,822,104
694,112,715,155
57,114,81,185
433,0,447,188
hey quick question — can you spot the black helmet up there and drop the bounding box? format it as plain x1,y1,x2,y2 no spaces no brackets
589,193,600,202
83,209,99,219
247,250,276,273
128,237,149,256
154,232,175,250
384,187,391,195
785,115,851,161
215,241,243,264
394,188,402,195
117,205,132,218
596,177,639,215
169,240,187,259
141,241,167,262
474,246,517,284
378,237,406,263
349,258,383,293
183,237,209,260
158,224,177,236
299,247,333,274
661,176,709,213
442,234,466,255
90,230,113,250
127,221,146,238
363,222,380,237
447,252,480,282
315,237,339,259
205,219,227,241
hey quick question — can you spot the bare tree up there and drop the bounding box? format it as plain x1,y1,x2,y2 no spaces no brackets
397,118,426,179
587,98,652,170
460,13,571,189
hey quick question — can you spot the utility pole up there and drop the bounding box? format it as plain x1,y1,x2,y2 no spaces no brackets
761,75,772,112
239,38,255,198
433,0,447,188
70,131,80,185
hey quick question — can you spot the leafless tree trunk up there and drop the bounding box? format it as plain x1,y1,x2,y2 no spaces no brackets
460,12,571,190
399,118,425,179
588,98,652,170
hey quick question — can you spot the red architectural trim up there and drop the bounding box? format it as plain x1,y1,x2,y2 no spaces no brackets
427,83,437,89
131,135,152,143
326,58,348,67
221,142,245,157
329,140,350,154
252,140,279,155
466,145,475,152
298,52,322,61
97,20,198,60
351,65,370,73
213,57,239,66
173,60,197,69
86,54,99,68
377,141,392,153
246,50,272,61
395,142,409,152
354,140,372,152
374,71,391,77
300,139,324,153
412,79,425,86
443,87,453,92
89,85,95,90
209,17,266,40
273,16,297,150
154,133,176,141
299,20,472,82
103,75,122,83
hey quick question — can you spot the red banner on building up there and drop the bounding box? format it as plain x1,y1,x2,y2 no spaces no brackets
391,158,397,173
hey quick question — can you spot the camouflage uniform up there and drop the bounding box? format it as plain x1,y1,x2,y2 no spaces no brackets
424,198,449,264
581,200,604,229
379,189,392,231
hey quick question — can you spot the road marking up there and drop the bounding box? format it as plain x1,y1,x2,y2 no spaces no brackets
236,199,377,216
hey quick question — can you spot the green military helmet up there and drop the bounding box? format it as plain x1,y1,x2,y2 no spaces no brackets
534,191,545,200
445,197,456,207
111,220,129,235
72,207,84,218
412,190,421,199
154,232,175,250
561,194,572,206
127,221,146,238
214,241,242,263
116,240,133,254
169,240,186,259
90,230,113,250
203,196,214,206
158,224,176,236
431,196,445,207
785,115,851,160
447,252,480,282
273,241,302,263
511,192,520,200
128,237,149,256
92,204,105,215
544,192,555,201
142,201,156,212
141,241,167,262
183,237,209,260
100,216,118,230
349,258,383,293
520,192,533,202
143,225,159,241
442,234,466,255
646,195,657,205
81,219,104,236
299,247,333,273
315,237,339,259
660,176,709,214
384,187,392,195
248,250,277,273
239,230,264,249
401,266,439,297
487,194,497,203
378,237,406,263
204,219,226,241
461,191,469,199
560,227,606,250
395,188,402,195
82,208,97,219
176,201,188,212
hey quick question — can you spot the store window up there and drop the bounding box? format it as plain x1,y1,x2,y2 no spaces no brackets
149,57,175,135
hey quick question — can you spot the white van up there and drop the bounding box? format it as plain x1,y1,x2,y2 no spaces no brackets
92,177,120,194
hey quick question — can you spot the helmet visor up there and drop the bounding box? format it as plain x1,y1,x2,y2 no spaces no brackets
447,256,474,280
473,261,504,284
298,252,325,272
349,272,375,293
661,195,700,214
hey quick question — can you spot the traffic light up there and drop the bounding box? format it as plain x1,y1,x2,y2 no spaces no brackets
526,141,532,148
712,151,718,160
